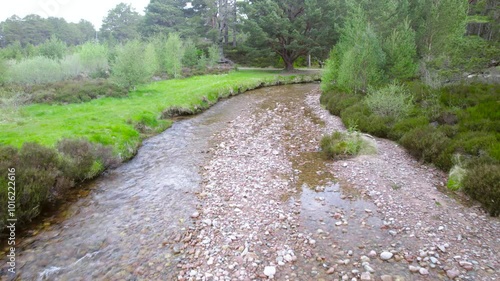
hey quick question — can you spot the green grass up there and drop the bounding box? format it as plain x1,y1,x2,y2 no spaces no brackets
0,70,319,159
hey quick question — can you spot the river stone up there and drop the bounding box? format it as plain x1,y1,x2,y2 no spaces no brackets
409,265,419,273
419,268,429,275
446,268,460,279
380,251,393,260
380,275,393,281
264,266,276,277
360,272,371,281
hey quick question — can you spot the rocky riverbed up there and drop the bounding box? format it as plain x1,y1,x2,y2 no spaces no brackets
176,84,499,281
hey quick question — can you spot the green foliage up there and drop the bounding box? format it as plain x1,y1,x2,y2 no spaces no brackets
0,140,117,229
400,126,452,169
383,19,418,81
111,40,154,88
207,45,221,67
365,83,414,119
416,0,469,57
389,116,429,140
144,42,160,77
0,56,7,85
324,4,385,93
78,42,109,76
244,0,338,70
463,163,500,216
100,3,141,43
182,40,199,68
38,36,67,60
7,56,65,85
164,33,184,78
321,131,370,159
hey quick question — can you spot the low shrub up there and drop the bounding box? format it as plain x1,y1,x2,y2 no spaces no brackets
7,56,66,85
452,131,498,158
0,140,118,230
28,79,128,104
365,83,414,119
389,116,429,140
400,126,451,167
462,163,500,216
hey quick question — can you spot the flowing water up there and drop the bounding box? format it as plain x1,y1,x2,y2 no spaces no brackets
2,84,407,280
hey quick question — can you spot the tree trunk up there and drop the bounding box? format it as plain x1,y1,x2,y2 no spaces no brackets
283,56,294,71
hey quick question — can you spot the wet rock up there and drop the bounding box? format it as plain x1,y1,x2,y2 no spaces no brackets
380,251,393,260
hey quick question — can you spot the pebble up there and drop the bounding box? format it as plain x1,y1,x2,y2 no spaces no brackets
409,265,419,273
326,267,335,274
446,268,460,279
191,211,200,218
380,275,393,281
380,251,393,260
419,268,429,275
264,266,276,278
360,272,371,281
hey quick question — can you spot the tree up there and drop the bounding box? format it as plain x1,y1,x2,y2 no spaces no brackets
244,0,337,71
39,35,67,60
182,40,200,68
323,3,385,93
111,40,153,88
100,3,142,43
79,42,109,75
142,0,188,36
164,33,184,78
383,19,418,81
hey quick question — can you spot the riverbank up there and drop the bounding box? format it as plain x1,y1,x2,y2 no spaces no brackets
0,70,321,232
176,85,499,281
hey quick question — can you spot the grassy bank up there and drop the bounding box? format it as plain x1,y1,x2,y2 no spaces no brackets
320,82,500,216
0,69,321,230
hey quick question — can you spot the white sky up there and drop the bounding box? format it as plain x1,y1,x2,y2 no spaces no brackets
0,0,150,29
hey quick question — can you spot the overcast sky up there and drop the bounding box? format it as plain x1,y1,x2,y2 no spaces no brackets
0,0,150,29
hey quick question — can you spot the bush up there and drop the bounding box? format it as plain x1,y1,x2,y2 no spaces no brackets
182,40,199,68
78,42,109,77
0,139,118,230
340,103,392,138
39,36,67,61
321,131,373,159
112,40,153,88
400,126,452,168
164,33,184,78
29,79,128,104
7,56,65,85
389,116,430,140
207,44,221,67
463,163,500,216
365,83,414,119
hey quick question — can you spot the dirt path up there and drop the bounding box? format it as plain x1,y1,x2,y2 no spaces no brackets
176,85,498,281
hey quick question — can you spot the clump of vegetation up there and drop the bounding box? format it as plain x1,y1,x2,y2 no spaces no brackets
320,130,376,160
0,140,118,230
462,163,500,216
365,83,414,119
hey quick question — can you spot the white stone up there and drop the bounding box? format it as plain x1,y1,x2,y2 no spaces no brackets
264,266,276,277
380,251,393,260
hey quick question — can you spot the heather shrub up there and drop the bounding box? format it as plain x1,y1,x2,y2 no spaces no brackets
29,79,128,104
463,163,500,216
400,126,451,166
389,116,430,140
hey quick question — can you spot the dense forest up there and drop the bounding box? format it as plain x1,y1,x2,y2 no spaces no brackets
0,0,499,230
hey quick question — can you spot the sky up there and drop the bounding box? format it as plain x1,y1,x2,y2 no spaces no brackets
0,0,150,29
